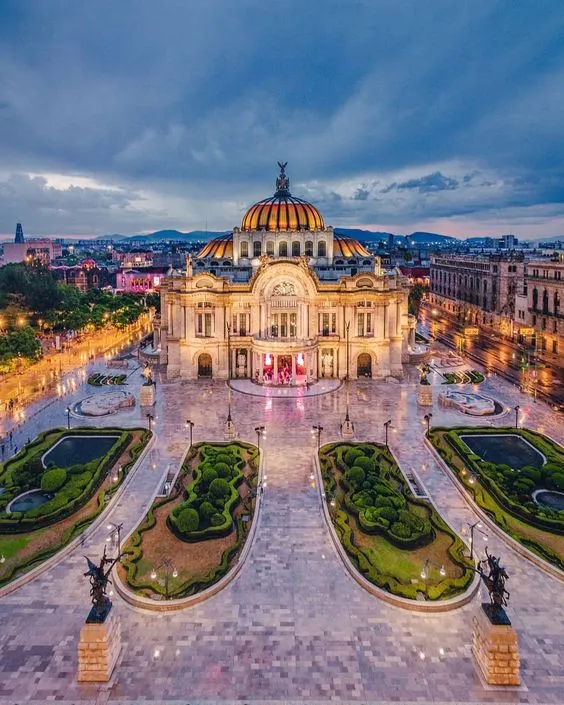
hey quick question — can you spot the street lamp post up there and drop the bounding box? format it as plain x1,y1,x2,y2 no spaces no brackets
420,558,446,598
514,405,520,429
312,424,323,451
150,557,178,600
424,413,433,434
106,521,123,560
384,419,392,448
226,321,232,380
185,419,194,448
224,383,236,439
345,321,350,380
468,521,488,561
146,413,154,432
255,425,265,451
341,379,354,438
66,406,71,430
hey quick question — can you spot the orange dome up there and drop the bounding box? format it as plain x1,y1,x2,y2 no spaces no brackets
241,162,324,232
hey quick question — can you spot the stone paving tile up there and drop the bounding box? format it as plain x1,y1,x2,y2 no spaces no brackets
0,357,563,703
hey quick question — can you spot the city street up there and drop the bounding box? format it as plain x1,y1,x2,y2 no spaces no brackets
419,304,564,407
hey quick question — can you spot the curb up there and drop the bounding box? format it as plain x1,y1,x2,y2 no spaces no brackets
313,440,480,612
0,430,156,599
113,442,264,612
424,435,564,583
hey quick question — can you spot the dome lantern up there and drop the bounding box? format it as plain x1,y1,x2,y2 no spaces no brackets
241,162,325,232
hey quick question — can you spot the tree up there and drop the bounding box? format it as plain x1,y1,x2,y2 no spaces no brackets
408,284,427,317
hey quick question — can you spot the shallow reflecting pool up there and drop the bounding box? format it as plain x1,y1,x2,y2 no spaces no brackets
42,435,120,468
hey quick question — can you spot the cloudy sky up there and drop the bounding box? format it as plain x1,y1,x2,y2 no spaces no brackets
0,0,563,239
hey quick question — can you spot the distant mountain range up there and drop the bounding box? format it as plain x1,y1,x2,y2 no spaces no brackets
95,229,228,243
92,228,459,246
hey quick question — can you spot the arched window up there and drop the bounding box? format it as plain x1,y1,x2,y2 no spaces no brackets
253,241,262,257
240,241,249,258
305,240,313,256
266,240,274,256
543,289,549,314
554,291,560,314
532,288,538,310
318,240,327,257
292,241,301,257
279,241,288,257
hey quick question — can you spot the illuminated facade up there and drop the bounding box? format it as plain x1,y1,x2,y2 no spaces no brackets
156,164,414,381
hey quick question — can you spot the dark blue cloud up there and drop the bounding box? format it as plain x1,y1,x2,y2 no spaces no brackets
0,0,563,234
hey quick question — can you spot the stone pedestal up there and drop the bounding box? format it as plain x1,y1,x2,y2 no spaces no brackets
472,604,520,686
341,419,354,438
139,383,155,407
77,606,121,682
224,419,236,440
417,384,433,406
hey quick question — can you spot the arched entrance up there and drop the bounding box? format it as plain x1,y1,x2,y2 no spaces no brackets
198,353,212,377
357,353,372,378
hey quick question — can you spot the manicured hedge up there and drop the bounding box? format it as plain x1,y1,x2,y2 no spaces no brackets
167,442,250,542
320,441,473,601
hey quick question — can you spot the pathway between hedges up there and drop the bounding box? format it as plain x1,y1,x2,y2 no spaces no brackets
0,376,563,703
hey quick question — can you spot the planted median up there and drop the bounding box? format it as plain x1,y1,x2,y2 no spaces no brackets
428,426,564,571
118,441,259,601
320,442,473,601
0,426,150,587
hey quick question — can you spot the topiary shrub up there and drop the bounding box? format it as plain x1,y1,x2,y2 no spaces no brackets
202,468,218,486
346,466,365,488
344,448,364,467
354,456,375,473
375,506,398,523
215,453,235,466
390,521,411,539
209,478,230,498
210,513,225,526
214,462,231,478
198,501,215,521
549,473,564,491
40,468,67,493
176,506,200,533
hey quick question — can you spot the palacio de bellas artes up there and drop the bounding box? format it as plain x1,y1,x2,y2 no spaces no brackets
0,2,563,705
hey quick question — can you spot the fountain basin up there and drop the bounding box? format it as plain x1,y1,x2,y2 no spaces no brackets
533,489,564,511
74,391,135,417
7,489,51,514
439,390,498,416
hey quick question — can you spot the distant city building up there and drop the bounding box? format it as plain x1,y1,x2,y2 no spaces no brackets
14,223,24,244
117,266,169,293
429,253,524,336
2,223,62,264
525,257,564,357
51,259,112,290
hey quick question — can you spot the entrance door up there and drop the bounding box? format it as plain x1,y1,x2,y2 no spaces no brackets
198,353,212,377
357,353,372,378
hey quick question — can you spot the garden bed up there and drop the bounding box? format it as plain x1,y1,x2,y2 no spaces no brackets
428,426,564,571
88,373,127,386
319,442,473,600
118,441,259,600
441,369,485,385
0,426,150,586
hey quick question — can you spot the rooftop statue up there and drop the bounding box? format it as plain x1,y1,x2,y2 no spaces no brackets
275,161,290,194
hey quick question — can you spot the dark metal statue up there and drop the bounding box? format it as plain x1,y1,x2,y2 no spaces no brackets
83,547,120,622
275,161,290,194
476,548,510,610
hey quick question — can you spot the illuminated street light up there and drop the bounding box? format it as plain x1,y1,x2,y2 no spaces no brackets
383,419,392,448
312,424,323,450
185,419,194,447
255,425,265,450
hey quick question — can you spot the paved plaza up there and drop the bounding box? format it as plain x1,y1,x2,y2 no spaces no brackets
0,359,563,704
